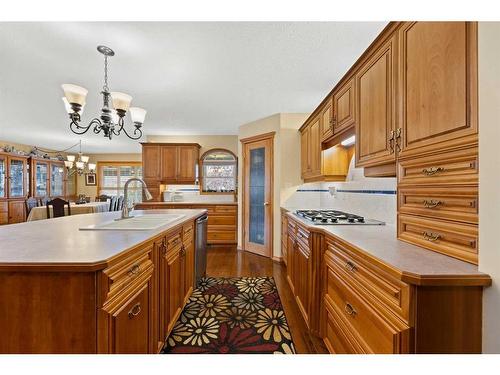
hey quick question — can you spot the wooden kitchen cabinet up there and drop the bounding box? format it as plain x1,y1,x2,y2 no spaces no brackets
0,152,28,225
142,143,201,195
355,35,397,171
29,158,66,199
333,77,355,136
398,22,477,158
320,98,334,142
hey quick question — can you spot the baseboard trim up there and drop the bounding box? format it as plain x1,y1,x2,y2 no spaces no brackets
272,256,283,264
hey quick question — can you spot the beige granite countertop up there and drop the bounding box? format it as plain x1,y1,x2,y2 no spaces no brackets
282,207,489,284
0,209,206,267
137,201,237,206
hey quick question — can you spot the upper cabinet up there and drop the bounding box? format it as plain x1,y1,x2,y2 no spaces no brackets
398,22,477,158
355,35,397,169
333,77,356,136
320,98,334,142
142,143,201,186
29,158,67,199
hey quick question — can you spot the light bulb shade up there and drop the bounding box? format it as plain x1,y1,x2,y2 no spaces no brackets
129,107,147,124
61,84,88,106
88,163,96,172
64,160,73,168
66,155,75,162
62,97,85,115
80,155,90,163
75,161,84,169
110,92,132,111
111,110,120,124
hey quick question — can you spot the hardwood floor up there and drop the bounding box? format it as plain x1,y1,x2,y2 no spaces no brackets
206,246,328,354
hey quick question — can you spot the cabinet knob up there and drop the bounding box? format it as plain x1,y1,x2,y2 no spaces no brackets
388,130,396,153
127,263,141,277
128,303,142,319
422,167,445,176
345,261,357,272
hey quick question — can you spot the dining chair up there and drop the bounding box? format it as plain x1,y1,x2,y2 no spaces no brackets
38,196,49,206
95,194,110,202
116,196,124,211
25,197,39,217
85,196,91,203
46,198,71,219
109,196,117,212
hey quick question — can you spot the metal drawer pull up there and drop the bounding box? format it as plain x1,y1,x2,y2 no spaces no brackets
127,263,141,277
344,302,357,317
423,231,441,242
422,167,444,176
345,261,357,272
128,303,141,319
423,199,442,208
388,130,395,153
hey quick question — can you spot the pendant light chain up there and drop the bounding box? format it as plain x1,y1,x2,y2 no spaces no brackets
103,54,109,92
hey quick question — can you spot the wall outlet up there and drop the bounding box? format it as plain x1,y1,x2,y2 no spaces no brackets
328,186,336,196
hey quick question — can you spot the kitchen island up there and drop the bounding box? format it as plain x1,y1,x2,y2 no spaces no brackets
0,209,207,354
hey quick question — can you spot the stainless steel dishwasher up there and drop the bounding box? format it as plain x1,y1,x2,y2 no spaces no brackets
195,214,208,286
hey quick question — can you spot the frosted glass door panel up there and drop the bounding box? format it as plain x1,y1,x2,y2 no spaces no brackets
0,157,5,198
9,159,25,197
249,147,265,245
51,164,64,197
35,162,48,197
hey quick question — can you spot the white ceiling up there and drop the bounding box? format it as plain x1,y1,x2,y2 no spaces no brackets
0,22,387,153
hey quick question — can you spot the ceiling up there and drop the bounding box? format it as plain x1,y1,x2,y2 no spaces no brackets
0,22,387,153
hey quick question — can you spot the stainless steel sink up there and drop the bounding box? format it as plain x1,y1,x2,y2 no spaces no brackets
80,214,186,231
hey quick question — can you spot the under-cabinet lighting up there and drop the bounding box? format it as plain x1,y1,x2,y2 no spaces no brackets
341,135,355,147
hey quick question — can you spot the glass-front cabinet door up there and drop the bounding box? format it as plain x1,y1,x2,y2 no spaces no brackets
34,160,49,197
0,155,6,198
51,163,64,197
8,157,26,198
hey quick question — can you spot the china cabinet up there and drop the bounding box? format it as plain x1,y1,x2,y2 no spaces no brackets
0,152,28,224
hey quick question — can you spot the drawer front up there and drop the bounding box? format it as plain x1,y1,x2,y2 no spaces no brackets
324,297,366,354
398,147,478,185
325,242,410,323
207,231,237,242
183,222,194,244
399,186,478,224
325,264,408,354
215,205,237,213
103,245,154,300
208,215,237,226
166,229,183,254
398,214,478,264
296,225,310,248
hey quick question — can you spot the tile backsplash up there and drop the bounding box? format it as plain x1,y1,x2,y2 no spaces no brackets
282,157,397,224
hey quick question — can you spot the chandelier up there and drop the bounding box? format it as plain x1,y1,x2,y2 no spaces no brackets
61,45,147,140
64,140,96,176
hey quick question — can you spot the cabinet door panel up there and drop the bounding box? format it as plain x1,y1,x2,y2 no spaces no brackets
177,146,198,183
300,127,310,178
0,155,6,198
160,146,178,182
294,242,310,326
142,145,161,180
355,36,396,168
166,249,184,332
399,22,477,156
320,99,334,142
309,118,321,178
8,200,25,223
333,78,355,135
112,283,150,354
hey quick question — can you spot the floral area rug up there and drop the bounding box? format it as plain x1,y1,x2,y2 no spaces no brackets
161,276,296,354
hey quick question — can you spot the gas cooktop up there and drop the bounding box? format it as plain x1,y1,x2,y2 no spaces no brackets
295,209,385,225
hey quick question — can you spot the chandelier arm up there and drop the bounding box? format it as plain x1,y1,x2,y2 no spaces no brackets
89,118,103,134
69,118,92,135
120,123,143,140
112,118,124,136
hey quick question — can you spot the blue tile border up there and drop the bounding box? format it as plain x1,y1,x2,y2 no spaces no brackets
296,188,396,195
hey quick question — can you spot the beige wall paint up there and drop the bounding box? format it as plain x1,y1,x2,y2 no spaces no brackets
237,113,309,258
76,153,142,198
146,135,238,156
478,22,500,353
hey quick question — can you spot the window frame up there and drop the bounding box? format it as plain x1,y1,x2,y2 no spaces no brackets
96,161,143,199
199,148,237,195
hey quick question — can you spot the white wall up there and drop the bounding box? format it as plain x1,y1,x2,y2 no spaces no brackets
478,21,500,354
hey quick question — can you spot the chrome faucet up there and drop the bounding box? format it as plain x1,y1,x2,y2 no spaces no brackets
119,178,153,220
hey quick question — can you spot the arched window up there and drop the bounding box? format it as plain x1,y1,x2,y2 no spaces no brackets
199,149,237,194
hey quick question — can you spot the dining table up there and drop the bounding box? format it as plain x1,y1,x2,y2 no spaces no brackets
27,201,110,221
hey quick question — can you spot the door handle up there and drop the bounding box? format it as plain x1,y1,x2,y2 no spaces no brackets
264,202,270,206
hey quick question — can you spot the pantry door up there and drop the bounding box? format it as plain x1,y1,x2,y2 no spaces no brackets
241,132,274,258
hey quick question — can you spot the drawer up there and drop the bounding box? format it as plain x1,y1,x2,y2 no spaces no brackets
183,222,194,244
208,215,236,226
398,214,478,264
399,186,478,224
324,297,366,354
215,205,237,213
296,225,310,248
324,264,409,353
325,241,410,323
207,231,237,242
398,147,478,186
103,245,154,300
166,229,183,254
